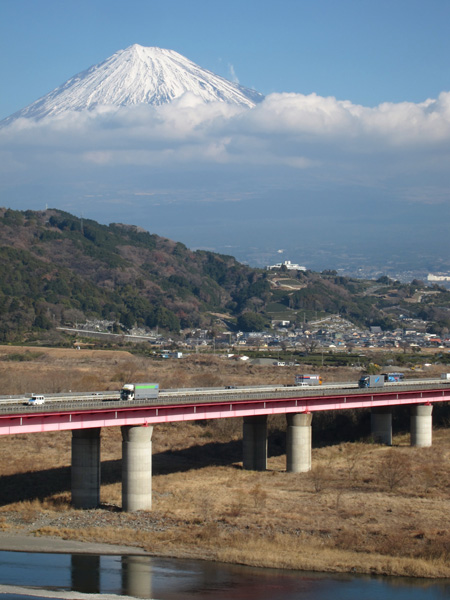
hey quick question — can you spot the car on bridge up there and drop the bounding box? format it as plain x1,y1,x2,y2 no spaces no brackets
27,394,45,406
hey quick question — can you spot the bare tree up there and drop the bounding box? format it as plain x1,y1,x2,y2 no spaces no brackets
399,341,410,354
300,337,319,354
377,451,411,492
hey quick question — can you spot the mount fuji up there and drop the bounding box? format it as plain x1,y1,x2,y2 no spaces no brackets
2,45,263,124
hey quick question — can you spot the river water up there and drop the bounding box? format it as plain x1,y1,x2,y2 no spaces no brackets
0,551,449,600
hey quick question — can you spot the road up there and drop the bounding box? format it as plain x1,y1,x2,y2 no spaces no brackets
0,378,449,415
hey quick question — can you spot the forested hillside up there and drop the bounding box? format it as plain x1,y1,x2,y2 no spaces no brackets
0,207,450,342
0,208,261,340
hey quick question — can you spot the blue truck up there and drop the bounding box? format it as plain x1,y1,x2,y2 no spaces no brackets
358,375,384,388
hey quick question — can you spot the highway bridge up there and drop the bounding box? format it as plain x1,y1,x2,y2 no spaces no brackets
0,378,449,511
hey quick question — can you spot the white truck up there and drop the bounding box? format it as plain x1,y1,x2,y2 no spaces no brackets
295,374,322,386
120,383,159,401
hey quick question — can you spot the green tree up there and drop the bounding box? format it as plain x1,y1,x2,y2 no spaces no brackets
237,312,267,332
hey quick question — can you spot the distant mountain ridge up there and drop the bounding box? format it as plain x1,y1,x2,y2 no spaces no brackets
2,45,264,124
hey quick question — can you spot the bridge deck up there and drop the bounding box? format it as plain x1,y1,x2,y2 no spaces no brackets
0,382,449,435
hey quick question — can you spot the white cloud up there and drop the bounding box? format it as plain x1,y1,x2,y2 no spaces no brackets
228,64,239,84
1,90,450,203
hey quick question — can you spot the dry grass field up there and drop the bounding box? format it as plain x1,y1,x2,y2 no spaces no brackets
0,346,449,578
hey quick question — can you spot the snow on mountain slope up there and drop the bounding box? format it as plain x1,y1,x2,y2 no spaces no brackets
3,45,263,124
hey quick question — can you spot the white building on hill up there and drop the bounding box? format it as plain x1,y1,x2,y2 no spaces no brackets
266,260,306,271
428,274,450,282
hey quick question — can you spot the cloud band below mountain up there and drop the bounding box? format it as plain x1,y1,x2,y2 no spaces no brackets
1,90,449,264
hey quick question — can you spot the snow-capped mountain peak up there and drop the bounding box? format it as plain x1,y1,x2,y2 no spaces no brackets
3,45,263,123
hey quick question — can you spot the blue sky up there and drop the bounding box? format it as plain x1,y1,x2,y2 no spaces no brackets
1,0,450,119
1,0,450,274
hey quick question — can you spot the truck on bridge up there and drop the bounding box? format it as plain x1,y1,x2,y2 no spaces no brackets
295,374,322,386
358,375,384,388
382,372,404,382
120,383,159,401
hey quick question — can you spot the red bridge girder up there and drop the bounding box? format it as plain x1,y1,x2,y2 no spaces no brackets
0,387,448,436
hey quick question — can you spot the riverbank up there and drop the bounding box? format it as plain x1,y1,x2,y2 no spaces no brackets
0,425,449,579
0,523,448,580
0,531,150,556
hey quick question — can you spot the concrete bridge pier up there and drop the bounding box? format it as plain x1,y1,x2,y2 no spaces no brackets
286,413,313,472
243,415,267,471
410,404,433,447
371,406,392,445
71,428,101,509
121,425,153,512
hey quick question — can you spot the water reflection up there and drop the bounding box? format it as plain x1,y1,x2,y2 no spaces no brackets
71,554,100,593
121,556,153,598
0,551,449,600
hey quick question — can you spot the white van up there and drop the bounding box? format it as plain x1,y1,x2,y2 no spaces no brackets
27,395,45,406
